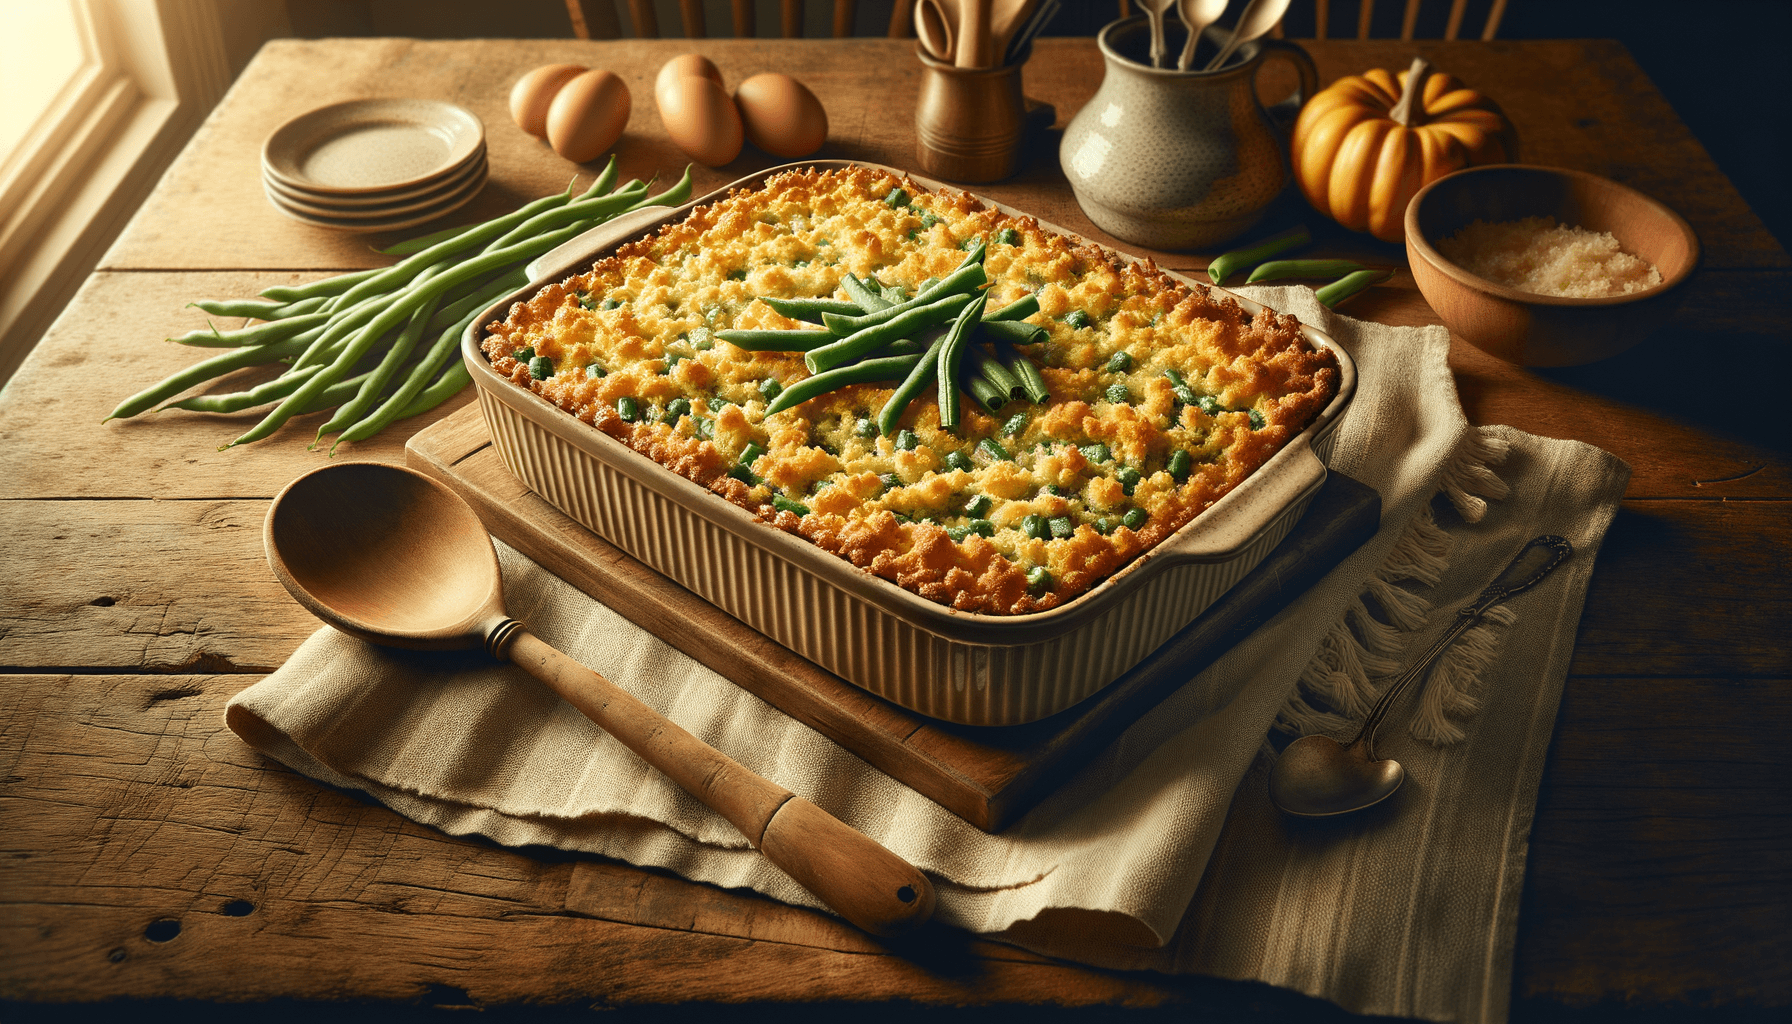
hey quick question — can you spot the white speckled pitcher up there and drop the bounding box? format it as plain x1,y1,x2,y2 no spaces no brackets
1061,16,1317,250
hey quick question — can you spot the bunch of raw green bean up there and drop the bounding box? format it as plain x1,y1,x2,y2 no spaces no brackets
1204,224,1393,307
716,233,1052,434
106,158,693,451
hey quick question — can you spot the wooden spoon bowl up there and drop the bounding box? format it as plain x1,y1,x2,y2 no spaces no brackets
266,460,504,648
264,462,936,937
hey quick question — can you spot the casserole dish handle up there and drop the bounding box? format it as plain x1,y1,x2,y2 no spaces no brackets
1149,438,1329,566
526,205,687,282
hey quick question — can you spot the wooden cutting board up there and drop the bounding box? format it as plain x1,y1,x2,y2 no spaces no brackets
407,404,1380,832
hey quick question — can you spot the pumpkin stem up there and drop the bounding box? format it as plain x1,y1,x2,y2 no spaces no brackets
1389,56,1431,128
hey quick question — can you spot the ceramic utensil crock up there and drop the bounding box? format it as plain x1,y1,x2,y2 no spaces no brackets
1061,16,1317,250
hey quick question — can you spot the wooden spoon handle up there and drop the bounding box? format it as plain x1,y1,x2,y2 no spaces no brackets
505,629,936,937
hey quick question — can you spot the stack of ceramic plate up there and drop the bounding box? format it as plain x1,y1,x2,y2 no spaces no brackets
261,98,487,233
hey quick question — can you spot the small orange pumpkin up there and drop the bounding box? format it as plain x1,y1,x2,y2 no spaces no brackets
1293,56,1518,243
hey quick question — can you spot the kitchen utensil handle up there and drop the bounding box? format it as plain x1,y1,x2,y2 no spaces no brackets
525,205,678,281
502,629,936,937
1257,39,1318,132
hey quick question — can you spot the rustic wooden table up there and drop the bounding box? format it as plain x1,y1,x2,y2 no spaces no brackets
1,37,1785,1020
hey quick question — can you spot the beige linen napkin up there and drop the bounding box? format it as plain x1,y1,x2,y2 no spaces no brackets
226,285,1629,1023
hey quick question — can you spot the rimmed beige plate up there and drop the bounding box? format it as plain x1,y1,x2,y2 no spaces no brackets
264,167,486,233
264,146,486,208
265,155,488,219
262,98,485,195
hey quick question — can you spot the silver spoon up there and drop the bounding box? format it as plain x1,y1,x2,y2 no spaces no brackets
1268,534,1573,818
1202,0,1290,72
264,461,936,936
1176,0,1228,72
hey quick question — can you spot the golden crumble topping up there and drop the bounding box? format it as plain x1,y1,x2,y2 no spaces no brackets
483,166,1338,614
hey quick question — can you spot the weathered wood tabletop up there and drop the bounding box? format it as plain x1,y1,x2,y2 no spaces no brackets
1,37,1786,1019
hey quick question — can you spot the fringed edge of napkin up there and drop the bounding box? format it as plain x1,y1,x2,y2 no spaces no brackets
1276,426,1514,745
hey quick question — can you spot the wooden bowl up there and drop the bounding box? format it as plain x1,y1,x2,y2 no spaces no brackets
1404,165,1700,367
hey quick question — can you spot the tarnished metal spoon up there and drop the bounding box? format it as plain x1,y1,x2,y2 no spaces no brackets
1137,0,1176,68
1269,534,1573,818
264,461,936,936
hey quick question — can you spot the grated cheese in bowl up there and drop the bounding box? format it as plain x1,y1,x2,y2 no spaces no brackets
1436,216,1663,298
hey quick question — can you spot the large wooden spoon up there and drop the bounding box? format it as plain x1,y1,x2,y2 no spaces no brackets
264,461,936,937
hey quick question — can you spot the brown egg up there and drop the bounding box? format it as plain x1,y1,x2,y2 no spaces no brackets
655,54,724,109
734,73,828,158
509,63,586,138
546,69,631,164
658,75,743,167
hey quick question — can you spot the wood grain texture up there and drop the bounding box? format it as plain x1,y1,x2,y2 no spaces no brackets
2,34,1788,1020
1514,675,1792,1006
0,676,1188,1008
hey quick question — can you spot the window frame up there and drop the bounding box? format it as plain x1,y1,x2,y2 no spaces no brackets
0,0,232,392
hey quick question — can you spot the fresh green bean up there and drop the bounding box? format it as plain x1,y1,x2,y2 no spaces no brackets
638,165,693,209
290,267,443,370
392,359,471,422
868,337,927,358
763,353,924,416
715,329,837,351
168,312,331,348
967,346,1021,398
985,294,1039,322
761,296,864,321
163,364,324,414
1004,348,1051,404
1246,259,1367,283
374,168,589,256
378,220,484,258
979,319,1045,345
482,182,652,252
258,267,382,302
187,295,326,319
935,293,988,433
820,261,986,336
1207,225,1311,284
876,332,949,436
231,220,595,448
955,238,987,271
581,157,621,200
332,182,646,313
331,272,526,448
1315,268,1393,308
839,274,893,313
808,292,973,374
313,290,443,445
965,374,1008,414
106,335,313,421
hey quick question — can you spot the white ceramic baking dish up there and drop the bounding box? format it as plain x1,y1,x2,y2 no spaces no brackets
463,162,1356,725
